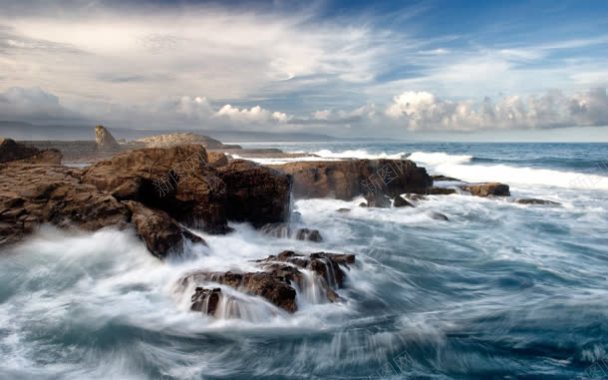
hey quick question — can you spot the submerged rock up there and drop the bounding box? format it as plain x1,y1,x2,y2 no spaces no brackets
393,195,414,208
182,251,356,315
515,198,561,206
260,223,323,242
461,182,510,197
272,159,432,200
432,175,461,182
429,212,449,221
427,187,457,195
365,193,391,208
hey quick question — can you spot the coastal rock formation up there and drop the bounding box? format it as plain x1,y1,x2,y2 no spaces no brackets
272,159,432,200
432,175,461,182
217,160,291,228
393,195,414,208
0,164,130,246
95,125,121,153
260,223,323,242
183,251,356,315
427,187,457,195
207,152,229,167
461,182,510,197
134,132,240,150
82,144,230,233
125,201,206,259
0,138,61,164
516,198,561,206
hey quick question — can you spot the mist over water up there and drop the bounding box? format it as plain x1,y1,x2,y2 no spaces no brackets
1,142,608,379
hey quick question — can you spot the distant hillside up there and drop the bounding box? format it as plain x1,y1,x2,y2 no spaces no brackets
0,121,336,142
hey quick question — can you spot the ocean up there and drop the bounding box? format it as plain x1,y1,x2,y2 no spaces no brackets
1,142,608,379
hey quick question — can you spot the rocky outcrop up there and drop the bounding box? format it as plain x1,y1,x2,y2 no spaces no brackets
125,201,206,259
207,152,229,168
461,182,510,197
82,144,230,233
427,187,457,195
95,125,121,153
272,159,432,200
134,133,239,150
0,164,131,246
217,160,291,228
260,223,323,242
515,198,561,206
393,196,414,208
0,138,61,164
432,175,461,182
183,251,356,315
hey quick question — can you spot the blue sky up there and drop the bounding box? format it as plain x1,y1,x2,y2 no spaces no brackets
0,0,607,140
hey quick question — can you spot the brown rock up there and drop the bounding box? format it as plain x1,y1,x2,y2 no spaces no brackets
191,287,222,315
260,224,323,242
461,182,510,197
95,125,121,153
515,198,561,206
82,145,230,233
393,196,414,208
426,187,457,195
124,201,206,259
0,138,52,164
272,159,432,200
207,152,229,167
216,160,291,228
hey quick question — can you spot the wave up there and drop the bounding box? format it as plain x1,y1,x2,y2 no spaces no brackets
408,151,608,190
312,149,408,160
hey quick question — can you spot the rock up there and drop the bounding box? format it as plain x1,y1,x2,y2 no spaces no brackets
429,212,449,221
515,198,561,206
134,132,230,150
95,125,121,153
181,251,356,314
427,187,457,195
393,195,414,208
336,208,351,213
272,159,432,200
0,164,131,246
0,138,48,164
216,160,291,228
13,149,63,165
462,182,510,197
259,223,323,242
405,193,427,202
365,193,391,208
82,145,230,233
191,287,222,316
184,270,299,313
432,175,461,182
295,228,323,242
207,152,229,167
124,201,206,259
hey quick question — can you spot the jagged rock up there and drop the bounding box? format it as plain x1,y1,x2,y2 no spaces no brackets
516,198,561,206
462,182,510,197
295,228,323,242
191,287,222,315
95,125,121,152
216,160,291,228
260,224,323,242
82,145,230,233
427,187,457,195
0,138,60,164
405,193,427,202
393,196,414,208
207,152,229,167
365,193,391,208
124,201,206,259
272,159,432,200
0,164,131,246
181,251,356,315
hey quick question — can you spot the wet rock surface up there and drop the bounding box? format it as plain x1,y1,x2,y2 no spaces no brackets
182,251,356,315
461,182,510,197
0,138,62,165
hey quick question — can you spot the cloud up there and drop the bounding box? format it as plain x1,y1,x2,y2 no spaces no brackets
0,87,82,122
385,88,608,131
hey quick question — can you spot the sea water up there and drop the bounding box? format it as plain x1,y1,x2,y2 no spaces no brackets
1,142,608,379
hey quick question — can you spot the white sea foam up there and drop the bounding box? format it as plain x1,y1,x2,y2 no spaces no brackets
408,151,608,190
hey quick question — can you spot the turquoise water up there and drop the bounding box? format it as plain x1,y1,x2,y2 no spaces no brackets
1,143,608,379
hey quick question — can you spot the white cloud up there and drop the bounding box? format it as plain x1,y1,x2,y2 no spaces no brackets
0,86,81,122
385,88,608,131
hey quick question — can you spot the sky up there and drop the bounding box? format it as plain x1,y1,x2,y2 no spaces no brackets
0,0,607,141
